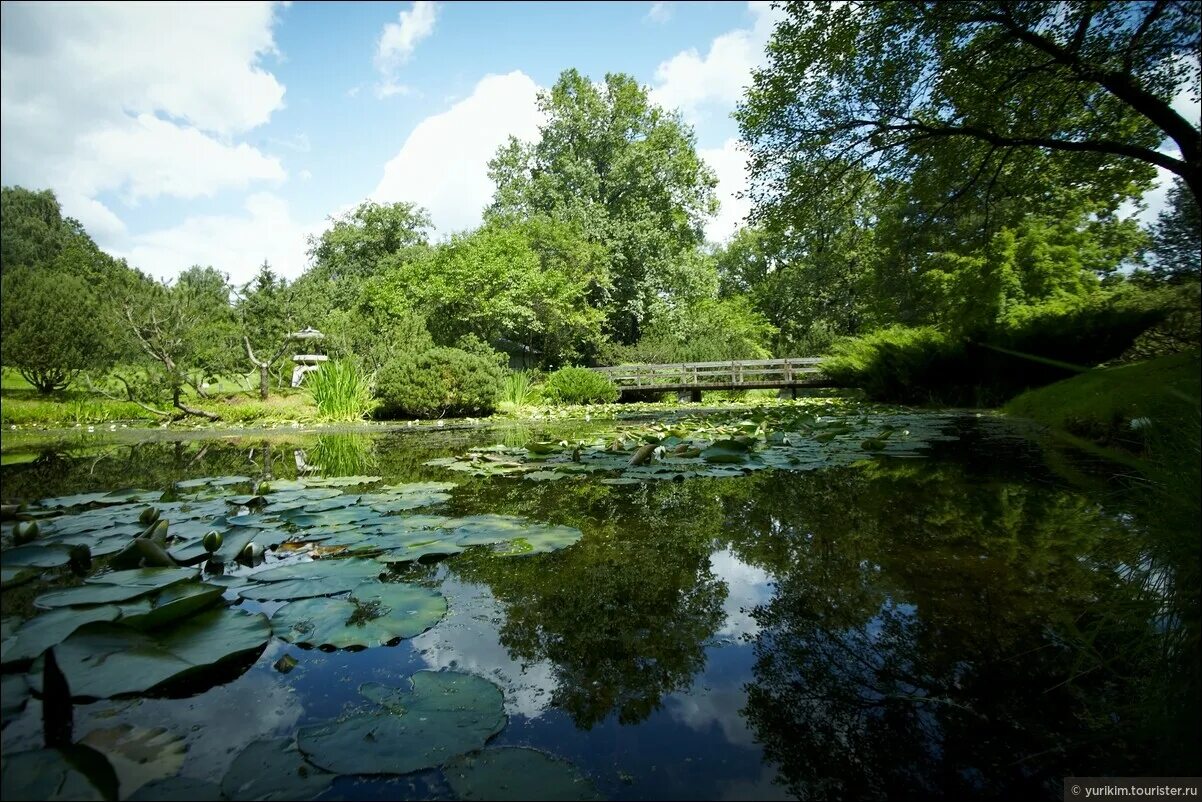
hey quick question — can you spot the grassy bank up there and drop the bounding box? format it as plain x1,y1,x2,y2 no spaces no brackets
1004,350,1201,450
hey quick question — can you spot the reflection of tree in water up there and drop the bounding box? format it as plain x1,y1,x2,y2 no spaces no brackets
450,480,734,729
730,464,1200,800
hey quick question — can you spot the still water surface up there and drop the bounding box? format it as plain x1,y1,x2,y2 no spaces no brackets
1,409,1197,801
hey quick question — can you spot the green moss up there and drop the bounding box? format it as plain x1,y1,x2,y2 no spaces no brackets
1005,350,1201,447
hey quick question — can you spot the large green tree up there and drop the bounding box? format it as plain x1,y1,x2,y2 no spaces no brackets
1150,177,1202,283
237,261,299,399
738,1,1199,237
488,68,719,344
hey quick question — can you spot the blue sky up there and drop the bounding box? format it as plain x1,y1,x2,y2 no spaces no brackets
1,2,1192,285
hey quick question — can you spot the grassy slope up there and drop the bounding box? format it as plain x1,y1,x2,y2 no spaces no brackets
1004,350,1201,445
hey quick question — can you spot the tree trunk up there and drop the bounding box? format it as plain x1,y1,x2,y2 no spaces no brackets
259,364,270,401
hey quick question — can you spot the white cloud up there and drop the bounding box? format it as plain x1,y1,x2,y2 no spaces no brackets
651,1,783,124
374,1,438,97
372,71,544,234
700,138,752,242
646,2,673,24
0,1,288,258
118,193,319,284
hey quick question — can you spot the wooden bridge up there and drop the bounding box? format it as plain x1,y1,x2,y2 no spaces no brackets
593,357,832,401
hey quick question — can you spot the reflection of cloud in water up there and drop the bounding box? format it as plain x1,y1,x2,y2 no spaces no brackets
710,547,774,639
664,548,775,752
412,576,558,720
1,642,303,791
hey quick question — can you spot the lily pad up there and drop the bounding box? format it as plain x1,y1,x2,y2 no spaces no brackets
34,568,198,610
1,674,30,727
271,582,447,649
0,747,119,801
445,747,602,801
220,738,333,801
297,670,506,775
52,607,270,699
1,605,123,665
116,582,225,630
239,558,383,601
1,544,75,569
127,777,224,801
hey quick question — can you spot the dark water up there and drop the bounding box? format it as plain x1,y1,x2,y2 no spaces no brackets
1,412,1199,801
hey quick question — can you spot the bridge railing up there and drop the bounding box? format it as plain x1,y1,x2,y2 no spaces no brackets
593,357,825,390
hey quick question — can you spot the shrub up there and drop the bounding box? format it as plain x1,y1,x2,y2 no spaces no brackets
824,293,1167,406
0,267,114,393
305,359,374,421
542,366,619,405
375,347,504,418
500,370,539,410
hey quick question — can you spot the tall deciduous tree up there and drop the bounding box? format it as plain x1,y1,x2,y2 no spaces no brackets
1151,177,1202,283
487,68,719,343
737,0,1200,236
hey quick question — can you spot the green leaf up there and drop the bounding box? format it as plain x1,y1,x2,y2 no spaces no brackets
51,608,270,699
238,558,383,601
270,582,447,649
297,671,506,775
220,738,333,802
445,747,603,801
0,746,119,802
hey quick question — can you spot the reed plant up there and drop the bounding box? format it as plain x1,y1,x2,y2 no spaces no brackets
305,359,374,421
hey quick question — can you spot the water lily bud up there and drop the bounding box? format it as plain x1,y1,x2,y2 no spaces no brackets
203,530,223,553
14,521,39,544
138,506,160,526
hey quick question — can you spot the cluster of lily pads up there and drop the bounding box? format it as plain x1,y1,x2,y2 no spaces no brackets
429,405,963,484
0,471,597,800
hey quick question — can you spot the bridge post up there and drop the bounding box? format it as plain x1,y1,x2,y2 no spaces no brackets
677,389,702,403
777,387,797,400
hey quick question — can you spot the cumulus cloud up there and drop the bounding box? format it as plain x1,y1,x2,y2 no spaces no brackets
118,193,319,284
372,71,543,235
650,1,783,124
374,1,438,98
0,1,288,258
699,138,752,243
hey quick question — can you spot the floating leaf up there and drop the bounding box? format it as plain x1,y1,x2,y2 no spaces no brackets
2,605,123,665
0,747,119,801
1,544,73,569
127,777,223,801
1,674,30,727
34,568,198,610
271,582,447,649
297,671,506,775
239,558,383,601
115,582,224,630
220,738,333,801
52,608,270,699
445,747,602,801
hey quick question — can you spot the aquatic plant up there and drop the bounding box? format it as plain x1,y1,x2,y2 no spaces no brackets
305,359,374,421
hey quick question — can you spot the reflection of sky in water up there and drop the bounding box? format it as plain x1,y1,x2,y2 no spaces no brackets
411,574,559,720
710,547,775,640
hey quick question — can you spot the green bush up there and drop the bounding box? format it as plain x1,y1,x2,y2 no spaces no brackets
375,347,504,418
500,370,540,410
824,293,1167,406
1,267,115,393
306,359,374,421
542,366,619,405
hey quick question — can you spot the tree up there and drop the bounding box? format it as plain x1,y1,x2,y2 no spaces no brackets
1150,177,1202,283
737,0,1200,238
487,68,719,343
117,266,239,419
382,217,609,367
0,267,114,393
237,261,297,399
298,200,432,315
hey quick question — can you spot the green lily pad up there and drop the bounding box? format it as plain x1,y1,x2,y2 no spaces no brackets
271,582,447,649
377,539,465,564
34,568,199,610
300,475,381,487
297,671,506,775
220,738,333,801
52,608,270,699
0,746,119,801
1,674,30,727
1,544,75,568
35,491,128,509
239,558,383,601
2,605,123,665
445,747,602,801
492,525,584,557
127,777,224,801
116,582,224,630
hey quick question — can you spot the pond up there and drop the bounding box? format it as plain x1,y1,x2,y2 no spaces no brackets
1,400,1198,801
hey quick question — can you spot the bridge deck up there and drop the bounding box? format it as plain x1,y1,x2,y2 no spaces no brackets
593,357,832,393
